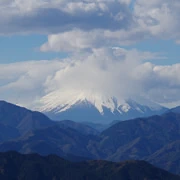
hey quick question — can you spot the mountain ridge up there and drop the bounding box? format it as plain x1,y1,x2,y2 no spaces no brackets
0,100,54,136
0,100,179,175
0,151,179,180
40,97,168,123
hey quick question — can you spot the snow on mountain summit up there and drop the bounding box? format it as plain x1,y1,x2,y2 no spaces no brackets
38,89,167,123
40,90,125,114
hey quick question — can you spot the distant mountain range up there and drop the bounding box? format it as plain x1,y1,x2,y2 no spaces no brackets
39,94,168,123
0,151,179,180
170,106,180,114
0,100,179,175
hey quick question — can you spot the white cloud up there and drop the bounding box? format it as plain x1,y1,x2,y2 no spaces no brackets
0,60,68,107
40,28,149,52
0,0,180,109
134,0,180,39
0,48,179,109
37,0,180,52
133,63,180,104
176,40,180,45
0,0,133,34
0,0,180,45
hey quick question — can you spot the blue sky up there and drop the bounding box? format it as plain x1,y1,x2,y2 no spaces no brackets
127,39,180,65
0,0,180,109
1,34,179,65
0,35,68,63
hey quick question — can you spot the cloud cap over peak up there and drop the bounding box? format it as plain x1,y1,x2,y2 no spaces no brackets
0,48,179,109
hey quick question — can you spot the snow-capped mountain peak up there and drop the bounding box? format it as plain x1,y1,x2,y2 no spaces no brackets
40,90,125,114
38,90,167,123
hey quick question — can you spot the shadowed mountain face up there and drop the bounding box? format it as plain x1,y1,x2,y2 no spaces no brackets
98,112,180,174
0,101,54,135
0,101,179,175
0,123,20,142
0,151,179,180
56,120,99,135
0,112,179,174
0,125,98,158
100,112,180,159
170,106,180,114
147,140,180,175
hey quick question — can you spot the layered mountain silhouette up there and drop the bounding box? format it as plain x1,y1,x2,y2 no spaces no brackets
0,151,179,180
0,100,179,175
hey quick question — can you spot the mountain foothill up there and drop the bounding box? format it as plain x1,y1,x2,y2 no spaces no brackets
0,100,179,179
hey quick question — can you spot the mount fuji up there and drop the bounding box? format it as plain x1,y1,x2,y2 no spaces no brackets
38,90,168,123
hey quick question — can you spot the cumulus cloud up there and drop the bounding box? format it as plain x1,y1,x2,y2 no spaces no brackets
1,0,180,44
40,28,148,52
36,0,180,52
0,0,133,34
0,60,67,107
0,48,179,109
134,0,180,40
0,0,180,109
133,63,180,103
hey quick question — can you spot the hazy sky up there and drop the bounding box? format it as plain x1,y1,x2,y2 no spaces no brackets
0,0,180,109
